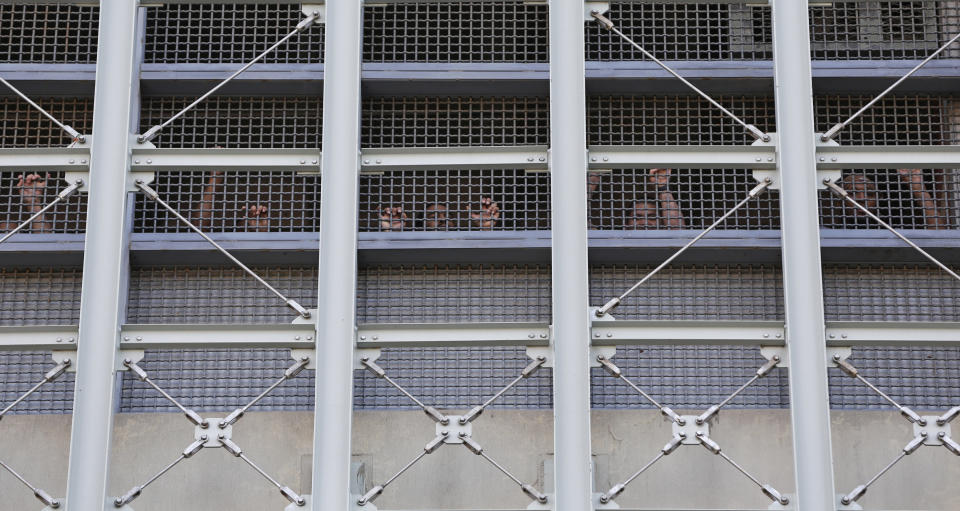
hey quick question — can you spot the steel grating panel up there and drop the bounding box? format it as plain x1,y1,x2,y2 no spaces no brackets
814,95,956,145
0,97,94,148
362,96,549,148
359,169,550,232
585,2,773,61
0,351,74,415
829,345,960,409
363,1,548,63
133,171,321,233
588,168,780,230
139,96,323,149
824,264,960,322
127,266,318,324
143,3,324,64
357,264,552,324
0,171,87,234
0,267,82,326
0,4,99,64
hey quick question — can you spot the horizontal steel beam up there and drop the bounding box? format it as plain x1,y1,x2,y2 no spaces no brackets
360,146,549,172
0,326,78,351
356,322,550,348
590,320,786,346
826,321,960,346
118,323,317,349
587,145,777,170
816,146,960,170
130,148,321,173
0,148,90,172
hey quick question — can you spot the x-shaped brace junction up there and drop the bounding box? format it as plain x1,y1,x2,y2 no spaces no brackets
112,356,309,509
832,356,959,508
594,352,789,507
356,351,550,509
0,357,72,509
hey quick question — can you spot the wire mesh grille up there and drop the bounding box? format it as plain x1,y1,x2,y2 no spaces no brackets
363,1,548,63
0,267,82,326
359,169,550,232
585,2,773,61
139,96,323,149
0,171,87,234
588,169,780,230
820,168,960,229
144,3,324,64
590,265,785,321
133,171,321,233
829,346,960,409
0,352,74,415
587,95,777,146
357,264,551,324
824,264,960,321
0,97,94,148
810,0,960,60
127,266,318,324
814,95,956,145
362,96,549,148
0,4,99,63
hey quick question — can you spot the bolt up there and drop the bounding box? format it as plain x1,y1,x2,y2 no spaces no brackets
527,157,534,162
375,159,382,164
134,160,140,164
363,160,370,164
146,159,152,164
372,336,378,341
591,9,600,14
312,160,318,164
677,417,686,426
361,356,369,362
124,358,132,364
57,337,62,342
590,157,597,162
136,336,142,341
458,432,467,438
678,432,687,438
775,333,782,338
218,433,225,440
299,160,306,164
537,355,546,361
841,497,851,505
918,418,927,426
828,334,835,339
200,434,208,441
295,336,301,340
528,333,535,339
597,355,605,362
763,333,770,338
440,417,449,425
602,156,609,162
81,159,87,164
69,337,75,343
767,157,774,162
360,335,366,340
307,336,313,340
831,157,838,162
755,157,762,162
841,334,847,339
819,157,825,162
606,332,613,338
594,333,601,338
538,157,545,162
773,355,781,361
939,431,946,438
69,159,75,164
219,421,227,428
539,333,547,339
441,430,449,436
696,430,703,436
921,430,928,437
833,354,841,361
135,179,144,184
124,336,130,341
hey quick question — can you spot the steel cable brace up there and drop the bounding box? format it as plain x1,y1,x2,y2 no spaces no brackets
590,11,769,143
358,355,549,506
0,76,85,143
596,354,787,506
113,357,310,508
823,179,960,284
0,179,84,245
595,179,772,317
134,180,311,319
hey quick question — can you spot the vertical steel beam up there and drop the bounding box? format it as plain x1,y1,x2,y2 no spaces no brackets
771,1,838,509
549,1,594,509
65,1,140,509
311,1,363,509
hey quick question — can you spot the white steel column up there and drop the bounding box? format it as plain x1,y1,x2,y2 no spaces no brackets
549,1,594,509
771,1,838,509
65,1,141,509
311,0,363,509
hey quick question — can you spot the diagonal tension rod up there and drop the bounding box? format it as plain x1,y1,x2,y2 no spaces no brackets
135,180,311,319
458,355,546,424
822,31,960,142
0,179,84,245
0,458,61,508
596,179,772,317
840,435,926,506
124,358,209,428
219,356,310,428
591,11,769,142
460,435,548,504
358,434,448,506
361,357,449,424
0,76,85,143
832,355,926,424
0,358,71,420
824,179,960,284
138,11,321,144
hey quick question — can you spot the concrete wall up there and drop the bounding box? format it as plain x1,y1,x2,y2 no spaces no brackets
1,410,956,510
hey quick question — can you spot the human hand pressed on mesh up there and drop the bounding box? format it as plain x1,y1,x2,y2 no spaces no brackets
470,197,499,229
17,173,49,206
379,206,408,231
647,168,672,189
244,204,271,231
896,168,925,187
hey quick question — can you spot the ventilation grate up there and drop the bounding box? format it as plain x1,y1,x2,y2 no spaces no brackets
0,97,94,148
0,267,82,326
0,4,99,63
144,3,324,64
363,1,548,63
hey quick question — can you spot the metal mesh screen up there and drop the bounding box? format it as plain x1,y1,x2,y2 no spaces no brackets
585,2,772,61
0,4,99,63
810,0,960,60
0,352,74,415
0,97,94,148
829,346,960,409
824,264,960,321
587,169,780,230
363,1,548,63
127,266,318,324
359,169,550,232
0,267,82,326
589,265,785,321
139,96,323,149
143,3,324,64
814,95,954,145
362,96,549,148
357,264,551,324
0,171,87,234
587,95,777,146
133,171,321,233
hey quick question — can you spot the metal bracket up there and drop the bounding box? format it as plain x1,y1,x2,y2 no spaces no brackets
767,494,795,510
437,416,472,444
526,495,553,510
814,134,842,189
50,351,77,373
760,346,851,369
525,346,553,368
751,133,780,190
128,138,157,192
117,350,145,370
301,4,325,24
915,417,952,446
584,2,610,22
290,349,316,370
196,418,232,447
673,415,708,445
287,495,311,511
593,492,620,509
355,348,382,370
41,500,65,511
589,306,618,366
836,494,864,510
